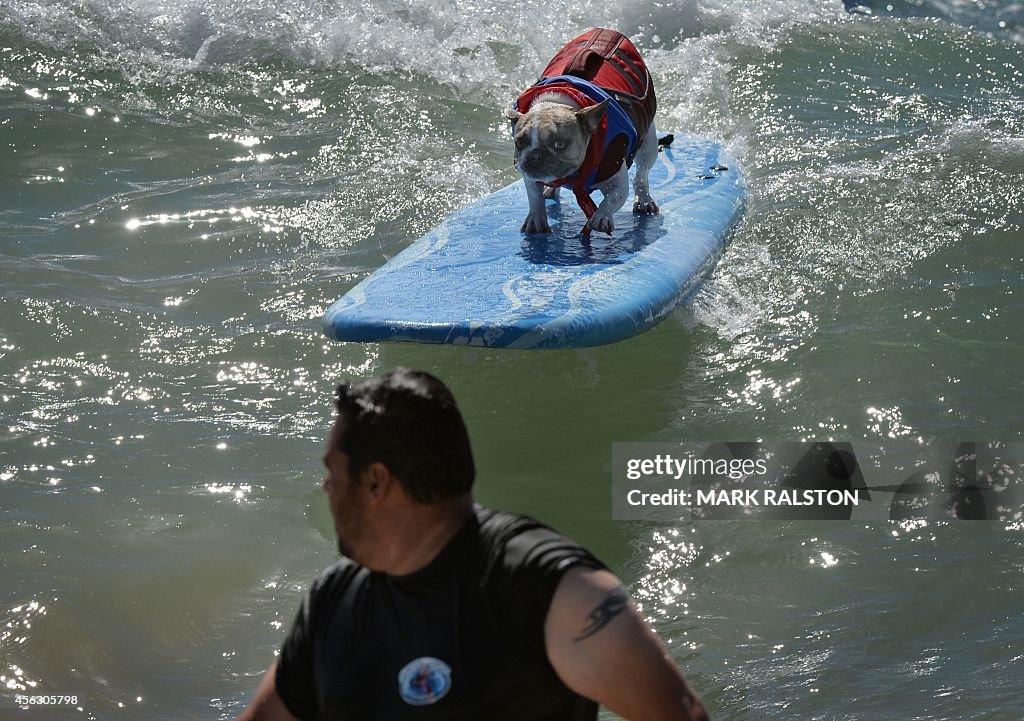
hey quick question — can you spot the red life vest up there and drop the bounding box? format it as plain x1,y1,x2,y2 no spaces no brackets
513,29,658,220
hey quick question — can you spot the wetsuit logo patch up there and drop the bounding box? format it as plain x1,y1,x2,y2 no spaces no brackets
397,657,452,706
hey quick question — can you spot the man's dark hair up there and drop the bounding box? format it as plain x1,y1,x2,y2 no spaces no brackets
334,368,475,503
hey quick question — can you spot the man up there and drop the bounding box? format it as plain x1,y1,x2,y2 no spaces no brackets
237,368,709,721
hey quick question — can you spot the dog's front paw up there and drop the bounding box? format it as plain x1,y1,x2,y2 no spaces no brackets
633,198,659,214
521,212,551,234
584,212,615,236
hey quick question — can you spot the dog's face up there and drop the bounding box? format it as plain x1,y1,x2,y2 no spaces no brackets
506,99,608,184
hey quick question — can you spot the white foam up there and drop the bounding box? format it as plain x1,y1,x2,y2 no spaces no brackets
3,0,845,98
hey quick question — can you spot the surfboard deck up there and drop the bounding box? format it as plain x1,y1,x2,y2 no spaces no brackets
322,133,746,349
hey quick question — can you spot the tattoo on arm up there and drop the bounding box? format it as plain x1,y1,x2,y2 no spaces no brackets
573,587,629,642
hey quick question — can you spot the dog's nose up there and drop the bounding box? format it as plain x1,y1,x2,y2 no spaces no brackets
523,148,550,169
526,148,546,162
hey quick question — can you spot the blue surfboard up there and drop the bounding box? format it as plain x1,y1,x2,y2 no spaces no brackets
322,133,746,349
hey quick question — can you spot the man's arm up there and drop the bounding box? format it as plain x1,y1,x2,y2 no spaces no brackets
545,567,710,721
235,661,301,721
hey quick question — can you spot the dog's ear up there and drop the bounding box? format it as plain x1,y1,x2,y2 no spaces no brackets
575,99,609,135
505,107,523,125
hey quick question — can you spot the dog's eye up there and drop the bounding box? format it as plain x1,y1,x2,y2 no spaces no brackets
515,136,528,149
554,140,566,150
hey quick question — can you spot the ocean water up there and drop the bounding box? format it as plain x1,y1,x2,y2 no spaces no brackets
2,0,1023,719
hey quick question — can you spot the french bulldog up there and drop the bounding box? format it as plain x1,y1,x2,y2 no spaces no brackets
506,28,659,236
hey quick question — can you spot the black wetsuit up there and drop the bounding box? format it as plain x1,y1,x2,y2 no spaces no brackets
275,507,606,720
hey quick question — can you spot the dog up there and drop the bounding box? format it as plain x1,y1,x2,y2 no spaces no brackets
506,28,659,236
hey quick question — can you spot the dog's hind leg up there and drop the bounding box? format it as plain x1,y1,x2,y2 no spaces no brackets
632,122,660,214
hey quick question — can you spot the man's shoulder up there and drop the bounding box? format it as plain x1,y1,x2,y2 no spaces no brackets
473,506,606,579
474,506,564,555
305,556,367,607
474,505,547,537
